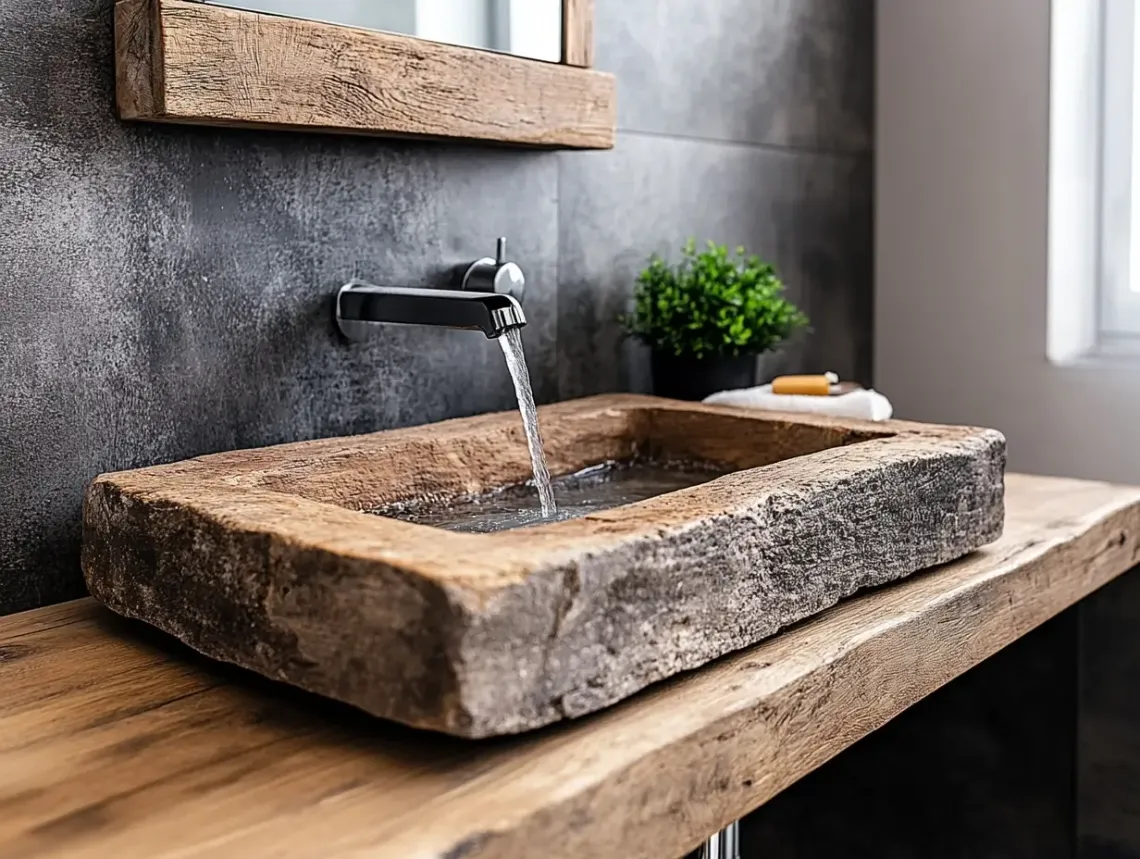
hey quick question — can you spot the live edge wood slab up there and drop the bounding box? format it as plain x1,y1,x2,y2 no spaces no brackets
81,395,1005,738
114,0,616,149
4,474,1140,859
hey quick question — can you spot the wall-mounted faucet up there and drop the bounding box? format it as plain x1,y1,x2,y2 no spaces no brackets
336,238,526,340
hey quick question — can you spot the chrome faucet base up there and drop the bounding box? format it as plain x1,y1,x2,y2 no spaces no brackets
459,237,526,302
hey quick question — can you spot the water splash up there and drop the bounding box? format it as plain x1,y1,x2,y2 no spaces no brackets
498,328,556,517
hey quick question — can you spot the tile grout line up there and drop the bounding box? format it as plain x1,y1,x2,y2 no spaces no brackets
554,151,565,403
618,126,873,159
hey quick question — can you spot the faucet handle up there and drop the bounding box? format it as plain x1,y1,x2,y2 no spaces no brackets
460,236,525,303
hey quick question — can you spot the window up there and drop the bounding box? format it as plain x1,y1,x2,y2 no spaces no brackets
1048,0,1140,360
1101,0,1140,340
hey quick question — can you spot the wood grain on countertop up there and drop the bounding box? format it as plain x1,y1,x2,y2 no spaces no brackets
2,473,1139,859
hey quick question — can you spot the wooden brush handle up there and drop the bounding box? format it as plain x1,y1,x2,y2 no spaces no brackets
771,375,833,396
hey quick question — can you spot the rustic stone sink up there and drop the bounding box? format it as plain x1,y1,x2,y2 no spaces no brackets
82,394,1005,738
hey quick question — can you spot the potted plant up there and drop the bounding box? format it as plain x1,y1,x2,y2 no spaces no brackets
621,239,809,401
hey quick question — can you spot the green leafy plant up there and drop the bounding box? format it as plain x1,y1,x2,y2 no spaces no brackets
621,239,808,359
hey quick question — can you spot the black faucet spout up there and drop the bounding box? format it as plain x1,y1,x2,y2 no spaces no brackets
336,282,526,340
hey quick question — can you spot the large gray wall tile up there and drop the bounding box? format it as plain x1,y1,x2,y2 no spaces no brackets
557,132,872,400
0,0,872,616
0,0,559,614
597,0,873,151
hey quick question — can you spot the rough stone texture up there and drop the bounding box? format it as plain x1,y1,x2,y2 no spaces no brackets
11,474,1140,858
0,0,873,618
82,395,1006,738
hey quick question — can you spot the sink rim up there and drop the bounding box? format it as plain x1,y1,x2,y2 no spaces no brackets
81,394,1006,738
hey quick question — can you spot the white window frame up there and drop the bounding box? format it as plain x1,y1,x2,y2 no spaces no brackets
1100,0,1140,342
879,0,1140,483
1047,0,1140,362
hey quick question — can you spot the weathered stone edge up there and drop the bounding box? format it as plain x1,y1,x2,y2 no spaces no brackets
82,425,1006,739
444,428,1007,735
81,481,478,735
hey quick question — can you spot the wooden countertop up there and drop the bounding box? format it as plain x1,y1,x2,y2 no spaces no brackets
2,473,1139,859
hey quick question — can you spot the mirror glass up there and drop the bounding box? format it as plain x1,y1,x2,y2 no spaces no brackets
208,1,563,62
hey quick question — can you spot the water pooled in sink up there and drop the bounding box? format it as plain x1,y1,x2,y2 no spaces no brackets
373,460,728,533
371,329,727,532
498,327,556,518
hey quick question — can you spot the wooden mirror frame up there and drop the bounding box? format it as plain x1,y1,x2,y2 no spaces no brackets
114,0,615,149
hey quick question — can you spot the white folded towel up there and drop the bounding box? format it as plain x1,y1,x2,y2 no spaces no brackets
703,384,894,422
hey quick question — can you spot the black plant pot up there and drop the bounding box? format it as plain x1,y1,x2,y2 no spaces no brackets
650,351,759,401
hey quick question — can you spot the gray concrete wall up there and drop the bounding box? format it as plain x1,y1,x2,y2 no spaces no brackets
0,0,873,615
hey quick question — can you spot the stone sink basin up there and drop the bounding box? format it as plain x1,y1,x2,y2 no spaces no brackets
82,395,1005,738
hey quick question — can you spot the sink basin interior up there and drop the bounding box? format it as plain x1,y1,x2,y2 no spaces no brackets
218,400,894,519
83,394,1005,737
373,458,731,533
